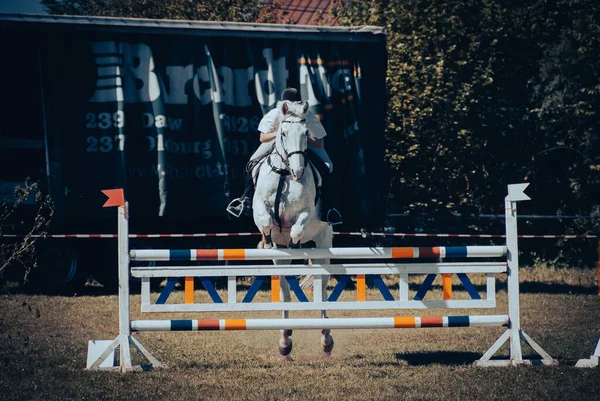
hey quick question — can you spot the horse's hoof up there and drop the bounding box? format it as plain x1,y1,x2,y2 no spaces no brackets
288,240,301,249
321,334,334,354
279,337,293,356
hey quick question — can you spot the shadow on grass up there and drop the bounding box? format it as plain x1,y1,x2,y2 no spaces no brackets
516,281,596,295
394,351,482,366
393,351,563,366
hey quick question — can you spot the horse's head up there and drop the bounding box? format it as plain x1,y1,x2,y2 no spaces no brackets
277,100,310,181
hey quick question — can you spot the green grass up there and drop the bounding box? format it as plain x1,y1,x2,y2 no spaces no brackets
1,269,599,401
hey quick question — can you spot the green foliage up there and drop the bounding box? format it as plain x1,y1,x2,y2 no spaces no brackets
527,1,600,216
334,0,599,219
42,0,279,23
332,0,600,266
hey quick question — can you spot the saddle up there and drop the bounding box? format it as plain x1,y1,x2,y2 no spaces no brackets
251,148,323,231
249,147,323,202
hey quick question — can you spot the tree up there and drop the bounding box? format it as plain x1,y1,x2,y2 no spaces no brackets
333,1,533,214
527,0,600,217
333,0,600,266
333,0,599,213
42,0,279,23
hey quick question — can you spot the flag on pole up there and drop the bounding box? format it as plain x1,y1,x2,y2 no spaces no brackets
101,189,125,207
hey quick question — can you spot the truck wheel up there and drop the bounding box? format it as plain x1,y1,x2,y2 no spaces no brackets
91,240,158,293
27,244,88,294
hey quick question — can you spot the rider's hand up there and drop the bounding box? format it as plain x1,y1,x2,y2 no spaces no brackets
308,136,324,148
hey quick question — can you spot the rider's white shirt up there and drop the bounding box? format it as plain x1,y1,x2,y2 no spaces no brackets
258,106,327,140
252,102,333,172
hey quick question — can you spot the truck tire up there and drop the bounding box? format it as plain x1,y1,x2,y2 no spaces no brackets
26,243,88,294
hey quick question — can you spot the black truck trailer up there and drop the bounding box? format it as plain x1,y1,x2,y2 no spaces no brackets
0,13,387,291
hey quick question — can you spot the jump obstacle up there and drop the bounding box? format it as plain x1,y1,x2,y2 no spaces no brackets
87,184,559,372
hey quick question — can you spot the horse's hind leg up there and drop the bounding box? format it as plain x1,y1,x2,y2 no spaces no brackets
312,224,334,355
278,272,293,359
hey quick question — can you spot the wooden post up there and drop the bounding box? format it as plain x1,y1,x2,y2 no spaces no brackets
185,277,194,304
475,183,557,367
271,276,281,302
442,274,452,300
88,193,164,372
117,204,133,370
357,274,366,301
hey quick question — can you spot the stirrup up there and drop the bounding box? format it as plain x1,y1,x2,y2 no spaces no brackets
326,208,343,226
226,198,245,218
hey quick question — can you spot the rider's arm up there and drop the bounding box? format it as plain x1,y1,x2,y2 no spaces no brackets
308,136,324,148
258,108,280,143
305,111,326,149
260,131,277,143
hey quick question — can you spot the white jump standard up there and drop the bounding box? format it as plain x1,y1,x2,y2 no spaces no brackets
87,183,558,371
576,338,600,367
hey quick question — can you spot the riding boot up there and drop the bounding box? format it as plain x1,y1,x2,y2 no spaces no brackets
306,150,343,226
319,176,343,226
226,172,254,217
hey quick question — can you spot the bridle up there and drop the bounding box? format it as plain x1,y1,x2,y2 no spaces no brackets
265,111,316,232
270,116,309,174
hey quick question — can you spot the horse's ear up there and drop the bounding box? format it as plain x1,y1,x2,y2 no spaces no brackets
282,101,289,115
302,101,309,114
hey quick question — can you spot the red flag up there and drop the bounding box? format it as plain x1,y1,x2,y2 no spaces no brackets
101,189,125,207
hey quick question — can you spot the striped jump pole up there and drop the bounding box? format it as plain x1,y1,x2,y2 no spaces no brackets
130,245,507,262
131,315,509,331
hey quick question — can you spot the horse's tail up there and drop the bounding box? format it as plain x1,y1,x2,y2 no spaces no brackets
298,257,314,294
299,275,313,294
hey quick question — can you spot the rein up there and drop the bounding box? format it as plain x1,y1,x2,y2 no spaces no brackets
277,118,308,172
269,115,309,231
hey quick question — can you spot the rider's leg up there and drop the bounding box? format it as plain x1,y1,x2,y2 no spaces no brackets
226,171,254,217
306,148,342,225
227,143,273,217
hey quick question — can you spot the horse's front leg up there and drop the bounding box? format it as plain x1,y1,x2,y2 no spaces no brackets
289,210,310,247
253,199,274,249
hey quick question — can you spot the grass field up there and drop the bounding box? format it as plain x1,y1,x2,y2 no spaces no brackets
1,267,599,401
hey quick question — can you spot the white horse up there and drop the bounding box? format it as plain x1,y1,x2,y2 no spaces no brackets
252,100,334,359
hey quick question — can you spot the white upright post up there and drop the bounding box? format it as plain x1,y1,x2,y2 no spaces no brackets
505,189,524,362
576,337,600,367
475,183,558,367
87,199,164,372
576,239,600,367
117,204,132,370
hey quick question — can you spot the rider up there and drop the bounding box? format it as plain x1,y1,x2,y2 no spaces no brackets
226,87,343,225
